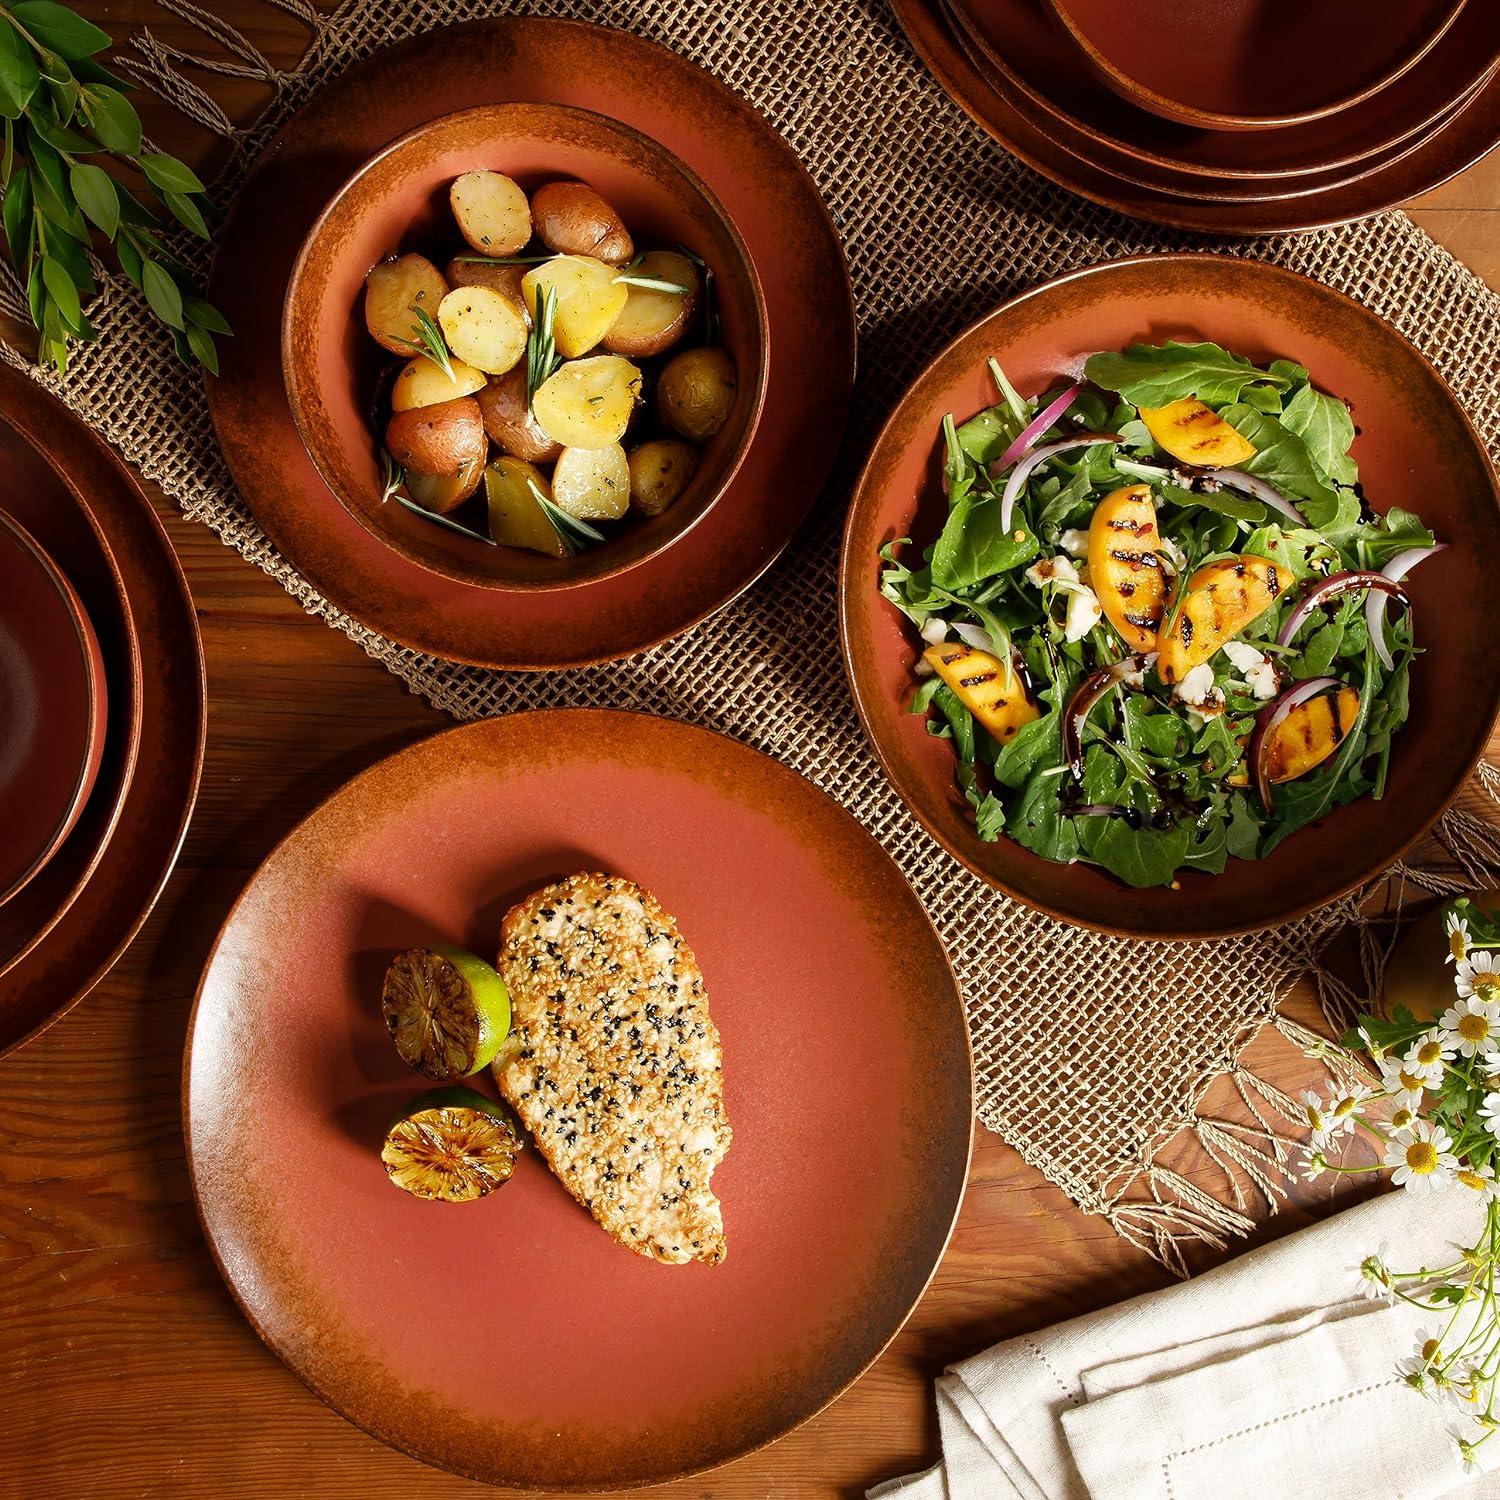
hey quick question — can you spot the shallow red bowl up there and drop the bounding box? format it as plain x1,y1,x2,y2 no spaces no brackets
284,102,768,593
840,256,1500,940
0,508,107,906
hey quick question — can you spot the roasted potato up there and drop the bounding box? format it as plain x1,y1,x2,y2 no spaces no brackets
1140,399,1256,469
922,643,1037,744
475,367,561,465
404,455,485,515
436,286,528,376
385,395,487,483
364,254,448,355
657,346,737,442
484,457,568,558
552,443,630,521
531,355,641,449
628,439,699,516
390,355,488,412
449,170,531,257
1156,557,1285,683
446,257,531,327
1265,685,1360,785
530,181,633,265
1087,484,1168,652
521,255,629,359
602,251,700,357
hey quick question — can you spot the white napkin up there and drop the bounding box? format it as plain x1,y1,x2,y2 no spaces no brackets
871,1191,1500,1500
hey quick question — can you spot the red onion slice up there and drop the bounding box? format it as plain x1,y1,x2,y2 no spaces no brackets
994,432,1121,535
1061,652,1155,774
1366,543,1447,671
1201,469,1308,528
1276,570,1408,649
995,383,1082,471
1249,675,1340,812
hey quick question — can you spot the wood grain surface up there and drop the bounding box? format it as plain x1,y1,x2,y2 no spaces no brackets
0,4,1495,1496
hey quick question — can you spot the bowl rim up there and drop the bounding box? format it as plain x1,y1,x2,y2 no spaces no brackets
281,99,770,595
838,251,1500,942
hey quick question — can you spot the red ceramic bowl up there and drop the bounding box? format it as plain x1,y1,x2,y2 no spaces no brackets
0,507,108,906
284,103,768,594
840,256,1500,940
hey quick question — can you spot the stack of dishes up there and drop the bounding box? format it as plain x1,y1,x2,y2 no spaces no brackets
0,366,205,1059
892,0,1500,232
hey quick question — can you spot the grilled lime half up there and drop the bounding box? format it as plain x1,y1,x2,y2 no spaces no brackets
381,944,510,1080
380,1086,523,1203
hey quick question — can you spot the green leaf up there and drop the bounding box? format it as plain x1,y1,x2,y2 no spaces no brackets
81,84,139,154
2,163,31,262
140,258,183,329
139,151,204,195
162,187,208,239
0,20,40,119
114,229,141,286
70,55,129,90
40,252,80,329
1282,383,1359,488
930,491,1039,590
183,294,230,336
31,111,91,152
1007,767,1081,864
1220,404,1361,538
990,710,1061,789
1090,815,1191,888
955,402,1025,466
69,160,116,237
1084,341,1295,408
1362,506,1435,566
185,320,218,375
11,3,110,60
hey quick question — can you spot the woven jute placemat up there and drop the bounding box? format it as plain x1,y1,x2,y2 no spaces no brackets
9,0,1499,1266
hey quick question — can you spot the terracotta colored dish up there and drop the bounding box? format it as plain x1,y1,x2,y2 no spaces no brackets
946,0,1500,181
1042,0,1467,131
0,509,107,906
896,0,1500,234
0,404,141,979
0,366,204,1059
840,256,1500,940
186,709,971,1488
284,102,767,592
208,18,854,670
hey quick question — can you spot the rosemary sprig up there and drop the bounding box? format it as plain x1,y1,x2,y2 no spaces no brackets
613,271,688,294
525,284,559,404
529,477,605,555
400,303,453,380
451,252,553,266
380,449,404,503
390,491,497,545
673,243,717,344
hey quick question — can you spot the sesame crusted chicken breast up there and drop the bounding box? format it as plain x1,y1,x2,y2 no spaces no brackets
493,873,731,1265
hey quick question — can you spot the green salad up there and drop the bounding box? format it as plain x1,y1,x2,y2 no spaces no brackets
879,340,1445,889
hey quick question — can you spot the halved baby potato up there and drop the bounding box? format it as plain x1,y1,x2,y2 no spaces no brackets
531,181,633,266
1264,685,1360,784
405,456,485,515
446,258,530,328
390,355,487,412
436,286,528,376
1140,399,1256,469
521,255,629,359
1087,484,1167,652
531,355,641,450
603,251,700,358
657,346,737,442
449,170,531,257
475,367,561,465
484,457,568,558
1156,556,1285,684
922,643,1039,743
552,444,630,521
385,395,487,482
628,439,699,516
364,254,448,355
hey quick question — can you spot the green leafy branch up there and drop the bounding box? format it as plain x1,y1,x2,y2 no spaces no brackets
0,0,229,372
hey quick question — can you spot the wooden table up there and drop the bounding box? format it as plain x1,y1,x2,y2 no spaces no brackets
2,5,1495,1495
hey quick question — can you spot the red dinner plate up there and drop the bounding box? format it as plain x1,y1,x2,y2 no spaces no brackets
208,18,855,670
186,710,971,1488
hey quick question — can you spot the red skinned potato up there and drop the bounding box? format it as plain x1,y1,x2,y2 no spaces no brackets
385,395,487,486
446,258,531,329
531,181,633,265
404,455,486,515
476,368,562,465
364,254,448,354
449,170,531,256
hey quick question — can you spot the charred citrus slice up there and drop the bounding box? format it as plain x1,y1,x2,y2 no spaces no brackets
380,1086,522,1203
381,944,510,1079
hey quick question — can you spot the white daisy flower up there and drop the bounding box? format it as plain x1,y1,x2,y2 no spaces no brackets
1403,1031,1455,1087
1378,1053,1428,1111
1324,1083,1371,1135
1350,1242,1394,1301
1446,910,1472,966
1456,950,1500,1002
1457,1161,1500,1201
1389,1103,1417,1131
1299,1089,1333,1144
1299,1147,1329,1181
1384,1120,1459,1194
1478,1093,1500,1139
1441,995,1500,1058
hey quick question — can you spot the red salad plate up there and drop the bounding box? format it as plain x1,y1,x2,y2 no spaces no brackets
186,710,971,1488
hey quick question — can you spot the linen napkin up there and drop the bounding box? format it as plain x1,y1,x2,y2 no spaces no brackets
871,1191,1500,1500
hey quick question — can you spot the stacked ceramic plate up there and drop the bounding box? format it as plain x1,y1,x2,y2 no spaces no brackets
0,367,205,1059
892,0,1500,232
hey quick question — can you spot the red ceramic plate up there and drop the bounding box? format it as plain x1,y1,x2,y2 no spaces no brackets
840,256,1500,939
1043,0,1467,130
207,18,855,670
896,0,1500,233
186,710,971,1488
0,368,204,1058
0,508,107,905
947,0,1500,180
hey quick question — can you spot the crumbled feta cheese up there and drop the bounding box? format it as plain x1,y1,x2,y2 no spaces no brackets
1160,535,1188,574
1059,528,1090,558
919,616,948,646
1221,641,1280,700
1221,641,1262,673
1064,585,1102,643
1119,660,1149,690
1025,554,1080,589
1173,661,1225,718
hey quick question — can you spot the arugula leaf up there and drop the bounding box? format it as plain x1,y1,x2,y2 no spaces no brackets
955,404,1021,466
1008,767,1081,864
990,710,1060,788
1090,815,1190,888
1362,505,1435,565
930,491,1039,590
1282,383,1358,488
1084,341,1295,408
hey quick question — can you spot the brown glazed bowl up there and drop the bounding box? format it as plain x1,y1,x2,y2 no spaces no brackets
283,102,768,592
840,255,1500,941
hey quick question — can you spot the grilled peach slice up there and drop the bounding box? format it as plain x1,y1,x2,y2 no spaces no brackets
1265,686,1360,783
1156,557,1285,684
1140,399,1255,468
923,643,1039,743
1087,484,1167,652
